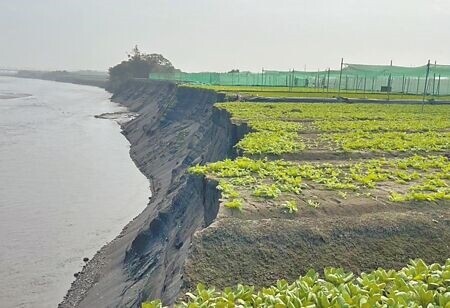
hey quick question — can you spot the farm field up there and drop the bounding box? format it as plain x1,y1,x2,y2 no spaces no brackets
179,101,450,307
191,103,449,213
217,103,450,155
187,85,450,100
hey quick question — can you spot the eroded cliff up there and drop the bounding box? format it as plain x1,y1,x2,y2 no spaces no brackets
60,80,247,307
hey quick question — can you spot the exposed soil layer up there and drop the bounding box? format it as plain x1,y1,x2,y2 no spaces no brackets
59,80,248,307
184,212,449,291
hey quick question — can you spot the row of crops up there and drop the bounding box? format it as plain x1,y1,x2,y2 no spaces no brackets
235,130,449,155
216,103,450,155
190,155,449,210
217,103,450,120
188,102,450,208
143,258,450,307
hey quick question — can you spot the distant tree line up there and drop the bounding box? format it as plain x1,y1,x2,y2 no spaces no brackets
108,45,178,91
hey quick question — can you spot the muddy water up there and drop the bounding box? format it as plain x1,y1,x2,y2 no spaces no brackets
0,77,150,308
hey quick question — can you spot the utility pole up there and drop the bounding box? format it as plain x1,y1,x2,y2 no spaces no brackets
338,58,344,94
422,60,431,110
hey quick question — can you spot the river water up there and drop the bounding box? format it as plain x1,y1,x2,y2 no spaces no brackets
0,77,150,308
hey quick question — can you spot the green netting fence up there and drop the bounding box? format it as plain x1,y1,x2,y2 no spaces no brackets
149,63,450,96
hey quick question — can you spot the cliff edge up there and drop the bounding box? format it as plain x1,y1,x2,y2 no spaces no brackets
59,80,245,307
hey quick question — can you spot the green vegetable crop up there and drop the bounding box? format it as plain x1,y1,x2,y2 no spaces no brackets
143,258,450,307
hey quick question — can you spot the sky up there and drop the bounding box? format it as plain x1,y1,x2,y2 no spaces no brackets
1,0,450,72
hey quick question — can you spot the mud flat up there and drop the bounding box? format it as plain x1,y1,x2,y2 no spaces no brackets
0,92,32,99
95,111,140,125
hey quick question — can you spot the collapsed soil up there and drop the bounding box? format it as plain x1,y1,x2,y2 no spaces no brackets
184,211,449,291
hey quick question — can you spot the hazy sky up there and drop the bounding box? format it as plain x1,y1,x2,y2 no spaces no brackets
1,0,449,72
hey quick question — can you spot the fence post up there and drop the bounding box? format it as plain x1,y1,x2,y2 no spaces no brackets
406,77,411,94
437,75,441,96
317,69,320,92
363,76,367,94
261,68,264,87
416,76,420,95
422,60,431,110
432,73,436,96
401,75,405,93
387,60,392,101
338,58,343,94
326,68,330,97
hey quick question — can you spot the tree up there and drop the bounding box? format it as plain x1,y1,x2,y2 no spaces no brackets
108,45,176,91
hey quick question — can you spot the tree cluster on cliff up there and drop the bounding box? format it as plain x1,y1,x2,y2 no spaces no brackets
108,46,177,91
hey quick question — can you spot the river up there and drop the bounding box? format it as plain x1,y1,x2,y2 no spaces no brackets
0,77,150,308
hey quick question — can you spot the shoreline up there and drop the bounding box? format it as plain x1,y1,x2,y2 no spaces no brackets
0,76,152,308
58,81,156,307
59,79,234,307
